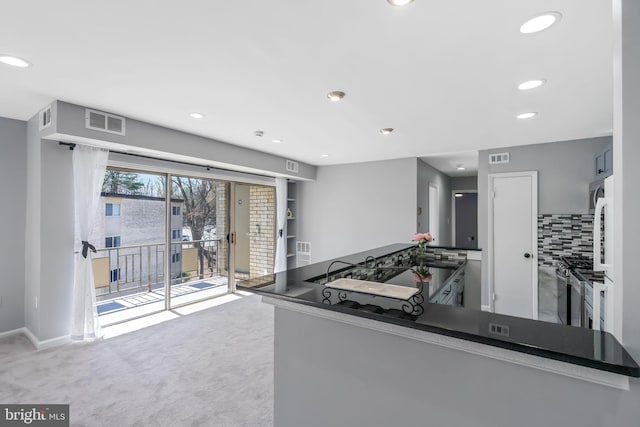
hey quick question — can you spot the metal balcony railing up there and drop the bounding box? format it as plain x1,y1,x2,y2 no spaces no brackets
92,239,226,300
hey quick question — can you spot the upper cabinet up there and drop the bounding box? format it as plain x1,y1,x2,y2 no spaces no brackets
595,143,613,179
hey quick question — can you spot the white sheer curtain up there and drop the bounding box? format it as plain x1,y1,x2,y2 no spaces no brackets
71,145,109,340
274,178,288,273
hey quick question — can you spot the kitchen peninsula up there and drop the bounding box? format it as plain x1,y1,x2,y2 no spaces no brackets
237,244,639,427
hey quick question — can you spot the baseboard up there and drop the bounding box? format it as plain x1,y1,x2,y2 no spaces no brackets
0,327,26,340
481,304,492,312
23,327,70,350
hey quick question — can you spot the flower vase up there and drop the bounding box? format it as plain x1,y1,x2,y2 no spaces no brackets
415,245,429,265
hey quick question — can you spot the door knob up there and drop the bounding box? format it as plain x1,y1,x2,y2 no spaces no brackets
524,253,531,259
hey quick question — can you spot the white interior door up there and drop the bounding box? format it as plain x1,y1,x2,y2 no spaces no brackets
429,184,439,241
489,172,538,319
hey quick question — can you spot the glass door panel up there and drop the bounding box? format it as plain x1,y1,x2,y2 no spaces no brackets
169,176,230,308
94,169,167,325
232,183,276,285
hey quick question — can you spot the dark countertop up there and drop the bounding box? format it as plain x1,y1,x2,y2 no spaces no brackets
237,243,640,377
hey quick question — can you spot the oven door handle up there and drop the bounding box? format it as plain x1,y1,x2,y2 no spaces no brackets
593,197,611,272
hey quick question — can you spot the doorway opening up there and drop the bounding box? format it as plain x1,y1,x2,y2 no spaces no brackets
452,190,478,249
428,184,439,243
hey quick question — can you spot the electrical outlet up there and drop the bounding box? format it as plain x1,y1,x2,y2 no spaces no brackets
489,323,510,337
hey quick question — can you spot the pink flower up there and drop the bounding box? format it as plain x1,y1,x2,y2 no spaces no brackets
412,232,433,242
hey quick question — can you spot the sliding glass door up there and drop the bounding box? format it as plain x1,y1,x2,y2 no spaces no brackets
93,166,276,325
168,175,230,308
93,169,169,324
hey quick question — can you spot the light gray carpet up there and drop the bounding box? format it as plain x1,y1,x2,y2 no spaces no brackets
0,294,274,427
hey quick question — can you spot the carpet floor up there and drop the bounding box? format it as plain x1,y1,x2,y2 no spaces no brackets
0,294,274,427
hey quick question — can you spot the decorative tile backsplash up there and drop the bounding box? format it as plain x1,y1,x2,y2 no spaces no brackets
538,214,594,266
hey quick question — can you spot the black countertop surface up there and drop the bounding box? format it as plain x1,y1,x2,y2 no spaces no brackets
237,243,640,377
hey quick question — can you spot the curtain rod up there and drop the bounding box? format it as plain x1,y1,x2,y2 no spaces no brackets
58,141,279,180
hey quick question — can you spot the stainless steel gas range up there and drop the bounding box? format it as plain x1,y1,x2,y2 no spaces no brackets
555,256,604,327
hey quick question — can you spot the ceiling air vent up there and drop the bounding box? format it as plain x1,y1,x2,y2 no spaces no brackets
285,159,299,173
38,105,52,130
489,152,510,165
85,109,126,135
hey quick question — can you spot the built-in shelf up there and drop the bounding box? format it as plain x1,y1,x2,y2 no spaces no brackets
287,181,298,267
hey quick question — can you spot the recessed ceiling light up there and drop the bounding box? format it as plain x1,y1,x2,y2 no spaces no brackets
520,12,562,34
272,139,282,143
189,112,205,119
456,165,466,170
517,112,538,119
387,0,414,6
0,55,31,68
327,91,346,102
321,154,329,158
518,79,545,90
380,128,394,135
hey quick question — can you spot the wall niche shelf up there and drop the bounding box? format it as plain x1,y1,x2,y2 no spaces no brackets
286,181,298,268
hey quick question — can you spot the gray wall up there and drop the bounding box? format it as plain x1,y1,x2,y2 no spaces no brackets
616,0,640,359
477,136,612,306
0,118,26,333
298,158,416,263
50,101,316,181
24,116,41,337
417,159,452,246
479,136,611,216
451,176,478,191
38,142,74,340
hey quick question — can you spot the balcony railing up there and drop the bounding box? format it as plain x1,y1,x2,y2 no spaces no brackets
92,239,225,300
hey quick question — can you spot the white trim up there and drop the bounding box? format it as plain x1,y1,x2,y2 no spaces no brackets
22,327,70,350
0,327,26,340
487,171,538,319
451,189,478,248
265,297,630,390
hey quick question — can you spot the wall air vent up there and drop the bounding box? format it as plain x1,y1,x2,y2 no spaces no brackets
489,152,510,165
296,241,311,267
285,159,299,173
38,105,52,130
85,109,126,135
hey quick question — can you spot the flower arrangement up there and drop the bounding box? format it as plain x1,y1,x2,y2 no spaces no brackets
413,232,433,249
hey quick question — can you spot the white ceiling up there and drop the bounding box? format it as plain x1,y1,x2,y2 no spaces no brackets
0,1,613,171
